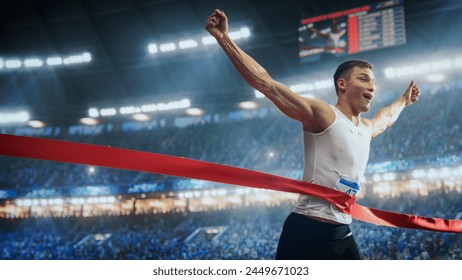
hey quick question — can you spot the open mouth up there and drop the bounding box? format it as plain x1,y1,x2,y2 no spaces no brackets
363,93,373,101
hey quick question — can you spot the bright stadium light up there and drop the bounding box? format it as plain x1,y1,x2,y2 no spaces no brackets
5,59,22,69
454,57,462,68
132,113,150,121
238,101,257,110
0,111,30,124
185,108,204,116
160,42,176,52
412,169,426,179
120,106,141,115
383,172,396,181
91,98,191,118
426,168,438,180
240,27,250,38
179,39,198,49
439,167,451,178
431,59,452,71
47,57,63,66
0,58,3,69
148,43,158,54
80,117,98,125
290,83,314,93
314,79,333,90
229,27,251,40
63,52,92,65
254,90,265,98
27,120,45,128
100,108,117,116
24,58,43,68
82,52,92,62
88,108,99,118
201,36,217,45
425,73,446,83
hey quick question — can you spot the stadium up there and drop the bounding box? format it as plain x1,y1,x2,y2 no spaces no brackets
1,0,462,261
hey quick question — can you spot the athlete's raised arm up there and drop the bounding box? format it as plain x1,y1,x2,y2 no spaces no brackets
205,9,334,133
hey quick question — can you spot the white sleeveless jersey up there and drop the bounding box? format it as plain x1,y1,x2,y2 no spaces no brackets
293,105,372,224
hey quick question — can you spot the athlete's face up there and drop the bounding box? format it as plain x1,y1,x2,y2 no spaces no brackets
344,67,375,113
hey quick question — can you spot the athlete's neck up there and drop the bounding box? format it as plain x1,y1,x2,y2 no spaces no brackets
334,103,362,126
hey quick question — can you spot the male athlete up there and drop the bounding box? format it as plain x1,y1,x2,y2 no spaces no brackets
205,9,420,259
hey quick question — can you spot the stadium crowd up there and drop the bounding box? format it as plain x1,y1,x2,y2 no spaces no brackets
1,191,462,260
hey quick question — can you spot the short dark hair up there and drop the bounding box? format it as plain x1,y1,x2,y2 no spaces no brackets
333,60,373,95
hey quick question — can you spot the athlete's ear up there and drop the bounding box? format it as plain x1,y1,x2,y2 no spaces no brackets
337,77,346,93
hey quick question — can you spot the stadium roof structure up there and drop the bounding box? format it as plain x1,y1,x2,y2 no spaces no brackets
1,0,461,126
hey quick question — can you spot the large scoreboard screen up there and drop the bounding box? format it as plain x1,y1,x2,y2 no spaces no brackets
299,0,406,63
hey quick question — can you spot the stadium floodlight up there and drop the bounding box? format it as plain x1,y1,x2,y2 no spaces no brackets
454,57,462,69
300,93,315,98
100,108,117,116
63,52,92,65
39,199,48,206
412,169,426,179
314,79,333,90
201,197,214,205
238,101,257,110
254,90,265,98
0,111,30,124
0,58,3,69
290,83,314,93
120,106,140,115
148,43,158,54
229,27,251,40
179,39,198,49
157,98,191,111
384,68,395,78
159,42,176,52
88,108,99,118
27,120,45,128
24,58,43,68
426,168,438,180
90,99,191,118
47,57,63,66
21,199,31,207
132,113,149,121
439,167,451,178
240,27,250,38
201,35,217,45
217,189,227,196
456,166,462,177
80,117,98,125
431,59,452,71
425,73,446,83
185,108,205,117
383,172,396,181
82,52,92,62
5,59,22,69
53,198,64,206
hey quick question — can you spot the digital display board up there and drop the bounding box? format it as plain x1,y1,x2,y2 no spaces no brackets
299,0,406,63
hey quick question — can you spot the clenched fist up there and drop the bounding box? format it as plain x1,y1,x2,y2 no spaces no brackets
205,9,228,40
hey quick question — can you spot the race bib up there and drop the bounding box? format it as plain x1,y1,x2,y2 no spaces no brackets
334,172,361,197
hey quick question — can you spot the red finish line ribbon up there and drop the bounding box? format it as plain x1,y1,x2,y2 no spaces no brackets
1,133,461,233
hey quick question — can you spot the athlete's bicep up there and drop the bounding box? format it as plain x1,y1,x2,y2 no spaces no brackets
269,81,333,131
